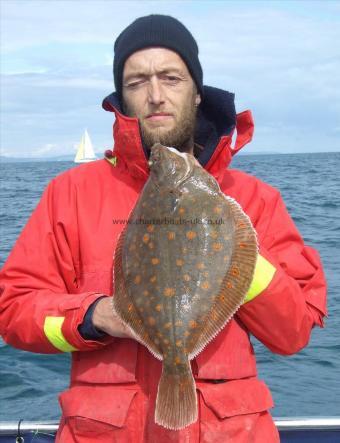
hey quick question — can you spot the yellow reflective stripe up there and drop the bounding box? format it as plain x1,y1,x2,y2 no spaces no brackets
244,255,276,304
105,156,117,166
43,316,77,352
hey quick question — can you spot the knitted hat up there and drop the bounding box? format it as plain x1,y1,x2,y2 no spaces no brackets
114,14,203,100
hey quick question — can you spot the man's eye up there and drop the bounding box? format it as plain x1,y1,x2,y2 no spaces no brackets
126,80,145,88
164,76,180,84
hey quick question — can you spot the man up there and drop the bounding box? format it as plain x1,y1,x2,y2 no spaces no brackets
0,15,327,443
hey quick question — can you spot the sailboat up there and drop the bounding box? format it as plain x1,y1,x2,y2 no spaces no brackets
74,129,97,163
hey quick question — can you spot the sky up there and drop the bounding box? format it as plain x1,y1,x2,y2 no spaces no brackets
1,0,340,158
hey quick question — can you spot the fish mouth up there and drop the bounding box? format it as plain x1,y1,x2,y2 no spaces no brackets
149,143,164,166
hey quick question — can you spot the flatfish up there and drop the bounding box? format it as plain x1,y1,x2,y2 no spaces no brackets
113,144,258,430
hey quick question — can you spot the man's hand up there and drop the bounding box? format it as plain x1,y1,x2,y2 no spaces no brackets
92,297,134,338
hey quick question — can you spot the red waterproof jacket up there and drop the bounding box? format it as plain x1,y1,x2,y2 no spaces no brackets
0,87,327,442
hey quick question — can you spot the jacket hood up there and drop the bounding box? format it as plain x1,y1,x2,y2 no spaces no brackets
102,85,254,182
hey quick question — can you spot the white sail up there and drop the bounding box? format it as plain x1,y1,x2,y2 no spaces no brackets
74,135,85,163
74,129,97,163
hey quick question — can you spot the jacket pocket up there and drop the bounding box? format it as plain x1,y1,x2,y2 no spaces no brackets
71,341,138,384
77,269,113,295
59,385,137,435
197,378,273,418
197,378,278,443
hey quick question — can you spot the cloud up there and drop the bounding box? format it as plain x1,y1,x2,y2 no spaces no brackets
1,0,340,156
33,143,58,156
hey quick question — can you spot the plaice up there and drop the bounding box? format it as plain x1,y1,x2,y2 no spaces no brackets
113,143,258,430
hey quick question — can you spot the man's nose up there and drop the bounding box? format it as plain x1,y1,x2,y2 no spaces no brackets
148,78,164,105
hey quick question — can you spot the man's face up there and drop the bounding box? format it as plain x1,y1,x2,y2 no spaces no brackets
122,47,201,153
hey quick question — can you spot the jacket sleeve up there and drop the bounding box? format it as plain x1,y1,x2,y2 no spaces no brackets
0,179,114,354
238,190,327,355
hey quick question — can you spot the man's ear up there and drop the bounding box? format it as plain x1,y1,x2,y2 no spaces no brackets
195,94,201,107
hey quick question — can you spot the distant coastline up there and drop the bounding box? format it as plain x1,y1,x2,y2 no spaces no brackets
0,154,78,163
1,151,336,163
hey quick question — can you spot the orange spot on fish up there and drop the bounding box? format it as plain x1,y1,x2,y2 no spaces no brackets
151,257,160,265
224,255,229,262
164,287,175,297
237,221,246,229
201,281,210,290
176,259,184,266
226,281,233,289
164,323,172,330
213,206,222,214
178,207,185,215
212,242,223,251
147,225,154,233
174,356,181,365
186,231,197,240
148,242,154,249
231,266,240,277
134,275,141,284
167,231,175,240
239,242,247,248
148,317,156,326
210,231,218,239
176,340,182,347
189,320,198,329
150,276,157,283
142,234,150,243
163,338,170,345
143,290,149,296
196,263,205,270
155,304,163,312
175,320,183,326
219,294,226,302
184,331,190,337
128,303,134,312
183,274,191,282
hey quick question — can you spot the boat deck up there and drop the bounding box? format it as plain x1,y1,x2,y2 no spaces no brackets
1,418,340,442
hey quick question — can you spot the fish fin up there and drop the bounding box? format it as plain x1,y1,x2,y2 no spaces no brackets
113,227,163,360
188,196,258,359
155,361,197,430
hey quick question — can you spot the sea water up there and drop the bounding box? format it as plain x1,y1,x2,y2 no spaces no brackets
0,152,339,420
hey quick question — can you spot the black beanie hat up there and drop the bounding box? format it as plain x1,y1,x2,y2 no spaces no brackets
114,14,203,100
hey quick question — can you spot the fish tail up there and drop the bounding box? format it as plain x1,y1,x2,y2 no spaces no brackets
155,361,197,430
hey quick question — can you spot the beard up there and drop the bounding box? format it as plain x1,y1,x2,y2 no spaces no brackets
123,94,198,153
